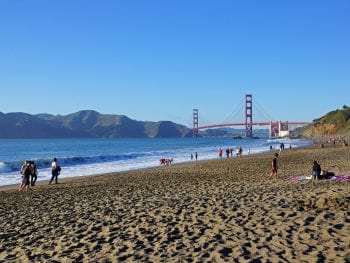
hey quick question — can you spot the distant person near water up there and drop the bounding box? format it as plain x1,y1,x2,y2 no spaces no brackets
195,152,198,161
269,153,279,178
49,158,61,184
218,148,223,158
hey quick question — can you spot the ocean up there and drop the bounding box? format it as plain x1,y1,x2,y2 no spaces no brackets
0,137,312,186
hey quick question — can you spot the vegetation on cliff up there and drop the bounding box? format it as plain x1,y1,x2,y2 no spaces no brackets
292,106,350,137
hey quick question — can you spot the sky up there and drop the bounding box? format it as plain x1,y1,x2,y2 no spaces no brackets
0,0,349,127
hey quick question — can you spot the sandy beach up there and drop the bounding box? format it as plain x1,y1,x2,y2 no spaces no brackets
0,145,349,262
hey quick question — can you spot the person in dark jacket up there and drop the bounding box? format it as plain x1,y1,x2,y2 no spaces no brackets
30,161,38,186
312,160,321,180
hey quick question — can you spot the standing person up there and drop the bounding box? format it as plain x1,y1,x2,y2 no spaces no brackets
226,148,230,158
269,153,279,178
191,153,193,161
19,161,31,192
49,158,60,184
195,152,198,161
30,161,38,186
312,160,321,180
218,148,223,158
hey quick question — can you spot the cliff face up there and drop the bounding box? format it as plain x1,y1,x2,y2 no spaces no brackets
0,110,192,138
291,106,350,137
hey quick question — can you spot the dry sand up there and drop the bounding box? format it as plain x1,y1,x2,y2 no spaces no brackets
0,145,349,262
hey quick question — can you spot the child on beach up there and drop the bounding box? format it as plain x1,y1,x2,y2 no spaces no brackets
269,153,279,178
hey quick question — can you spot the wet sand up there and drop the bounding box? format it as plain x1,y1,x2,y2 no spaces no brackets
0,145,349,262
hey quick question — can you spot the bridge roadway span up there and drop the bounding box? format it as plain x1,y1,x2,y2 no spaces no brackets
198,122,309,130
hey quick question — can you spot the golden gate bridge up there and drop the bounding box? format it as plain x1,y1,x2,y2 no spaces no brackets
192,94,309,138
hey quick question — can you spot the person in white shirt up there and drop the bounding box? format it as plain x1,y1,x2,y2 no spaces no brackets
49,158,60,184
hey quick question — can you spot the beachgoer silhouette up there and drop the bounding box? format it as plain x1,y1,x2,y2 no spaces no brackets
19,161,31,191
195,152,198,160
269,153,279,178
30,161,38,186
218,148,223,158
312,160,321,180
49,158,60,184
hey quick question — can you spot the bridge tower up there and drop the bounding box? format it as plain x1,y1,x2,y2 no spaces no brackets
245,94,253,138
193,109,199,138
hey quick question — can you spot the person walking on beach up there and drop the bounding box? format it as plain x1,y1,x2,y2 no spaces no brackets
312,160,321,180
195,152,198,161
30,161,38,186
19,160,31,192
269,153,279,178
49,158,60,184
191,153,193,161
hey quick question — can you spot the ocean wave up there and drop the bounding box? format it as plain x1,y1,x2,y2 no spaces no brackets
0,152,161,174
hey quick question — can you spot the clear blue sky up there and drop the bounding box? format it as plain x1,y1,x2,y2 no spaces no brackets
0,0,349,127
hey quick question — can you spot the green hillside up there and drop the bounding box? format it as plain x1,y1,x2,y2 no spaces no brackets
292,106,350,137
0,110,192,139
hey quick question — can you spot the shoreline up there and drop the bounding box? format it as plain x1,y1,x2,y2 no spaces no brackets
0,137,313,188
0,144,349,261
0,139,314,190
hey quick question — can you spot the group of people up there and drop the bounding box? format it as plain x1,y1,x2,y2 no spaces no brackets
269,152,329,181
190,152,198,161
18,158,61,191
159,158,173,166
218,147,244,158
18,160,38,191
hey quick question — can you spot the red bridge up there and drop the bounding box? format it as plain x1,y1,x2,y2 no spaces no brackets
192,94,309,138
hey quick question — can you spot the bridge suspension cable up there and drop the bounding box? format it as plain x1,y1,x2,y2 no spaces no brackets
222,97,245,124
254,98,275,123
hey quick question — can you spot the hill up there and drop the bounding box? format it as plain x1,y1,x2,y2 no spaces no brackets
0,110,192,139
291,106,350,137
